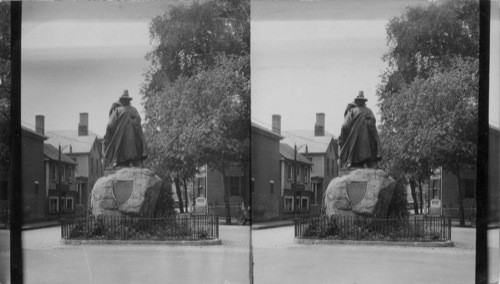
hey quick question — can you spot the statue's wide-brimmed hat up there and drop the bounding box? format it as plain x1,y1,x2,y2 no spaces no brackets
354,91,368,101
120,90,133,100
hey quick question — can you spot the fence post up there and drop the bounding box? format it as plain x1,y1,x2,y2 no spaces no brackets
216,216,219,238
294,218,297,237
448,218,451,240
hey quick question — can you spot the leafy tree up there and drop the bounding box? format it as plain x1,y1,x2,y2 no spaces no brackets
378,0,479,225
153,175,175,217
143,55,250,223
386,177,409,219
379,0,478,104
144,0,249,90
380,57,478,225
142,0,250,222
0,2,10,171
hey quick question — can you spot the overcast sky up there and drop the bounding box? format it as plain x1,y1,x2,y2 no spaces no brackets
251,0,500,135
21,1,178,136
21,0,499,138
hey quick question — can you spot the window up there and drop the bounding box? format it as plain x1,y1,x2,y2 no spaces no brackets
49,197,59,213
68,167,72,182
287,164,292,181
303,166,308,182
284,197,293,212
52,164,56,180
431,179,439,199
270,180,274,194
66,197,74,212
295,196,301,211
296,165,300,181
61,166,65,182
462,178,475,199
301,197,309,210
229,176,241,197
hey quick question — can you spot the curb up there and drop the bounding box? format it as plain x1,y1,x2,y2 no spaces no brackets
294,238,454,247
22,222,60,231
252,222,293,230
61,238,222,246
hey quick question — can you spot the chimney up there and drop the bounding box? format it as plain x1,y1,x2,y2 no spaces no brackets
314,113,325,136
35,115,44,135
272,115,281,135
78,112,88,136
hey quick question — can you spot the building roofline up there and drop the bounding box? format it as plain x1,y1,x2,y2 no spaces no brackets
279,156,313,165
22,127,48,141
252,122,283,140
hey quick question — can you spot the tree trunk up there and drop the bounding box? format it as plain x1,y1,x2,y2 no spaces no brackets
174,177,184,213
192,175,196,206
222,171,231,224
183,177,189,213
409,179,419,215
418,180,423,214
456,175,465,227
427,179,431,213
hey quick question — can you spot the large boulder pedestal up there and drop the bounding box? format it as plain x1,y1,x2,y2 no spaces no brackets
324,168,395,218
90,167,162,218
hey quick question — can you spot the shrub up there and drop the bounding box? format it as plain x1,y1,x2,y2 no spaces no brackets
65,215,210,240
300,215,447,242
386,177,409,219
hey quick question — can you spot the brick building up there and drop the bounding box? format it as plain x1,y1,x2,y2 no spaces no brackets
280,113,339,207
21,126,47,222
429,125,499,223
279,142,313,214
251,122,283,220
45,113,104,214
43,143,77,216
195,164,250,217
489,125,499,223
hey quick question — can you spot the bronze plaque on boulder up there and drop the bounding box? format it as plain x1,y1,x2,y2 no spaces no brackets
346,181,367,205
113,180,134,206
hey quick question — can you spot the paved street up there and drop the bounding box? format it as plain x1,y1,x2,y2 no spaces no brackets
0,225,497,283
252,226,497,284
0,225,252,284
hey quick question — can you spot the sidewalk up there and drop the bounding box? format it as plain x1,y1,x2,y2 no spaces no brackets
252,219,293,230
22,220,60,231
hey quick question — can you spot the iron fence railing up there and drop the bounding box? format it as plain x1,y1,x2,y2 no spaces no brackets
295,215,451,242
61,214,219,240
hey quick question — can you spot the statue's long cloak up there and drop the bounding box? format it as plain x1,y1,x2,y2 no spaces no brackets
104,103,147,166
339,105,380,167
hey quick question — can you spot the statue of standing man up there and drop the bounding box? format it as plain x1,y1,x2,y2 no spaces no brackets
339,91,381,169
104,90,147,168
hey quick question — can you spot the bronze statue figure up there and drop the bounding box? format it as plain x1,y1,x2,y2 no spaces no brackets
339,91,381,169
104,90,147,168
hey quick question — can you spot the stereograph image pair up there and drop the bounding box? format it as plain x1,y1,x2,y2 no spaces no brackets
0,0,497,283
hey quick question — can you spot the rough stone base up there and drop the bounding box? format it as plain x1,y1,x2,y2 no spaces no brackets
324,168,395,218
90,167,162,218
